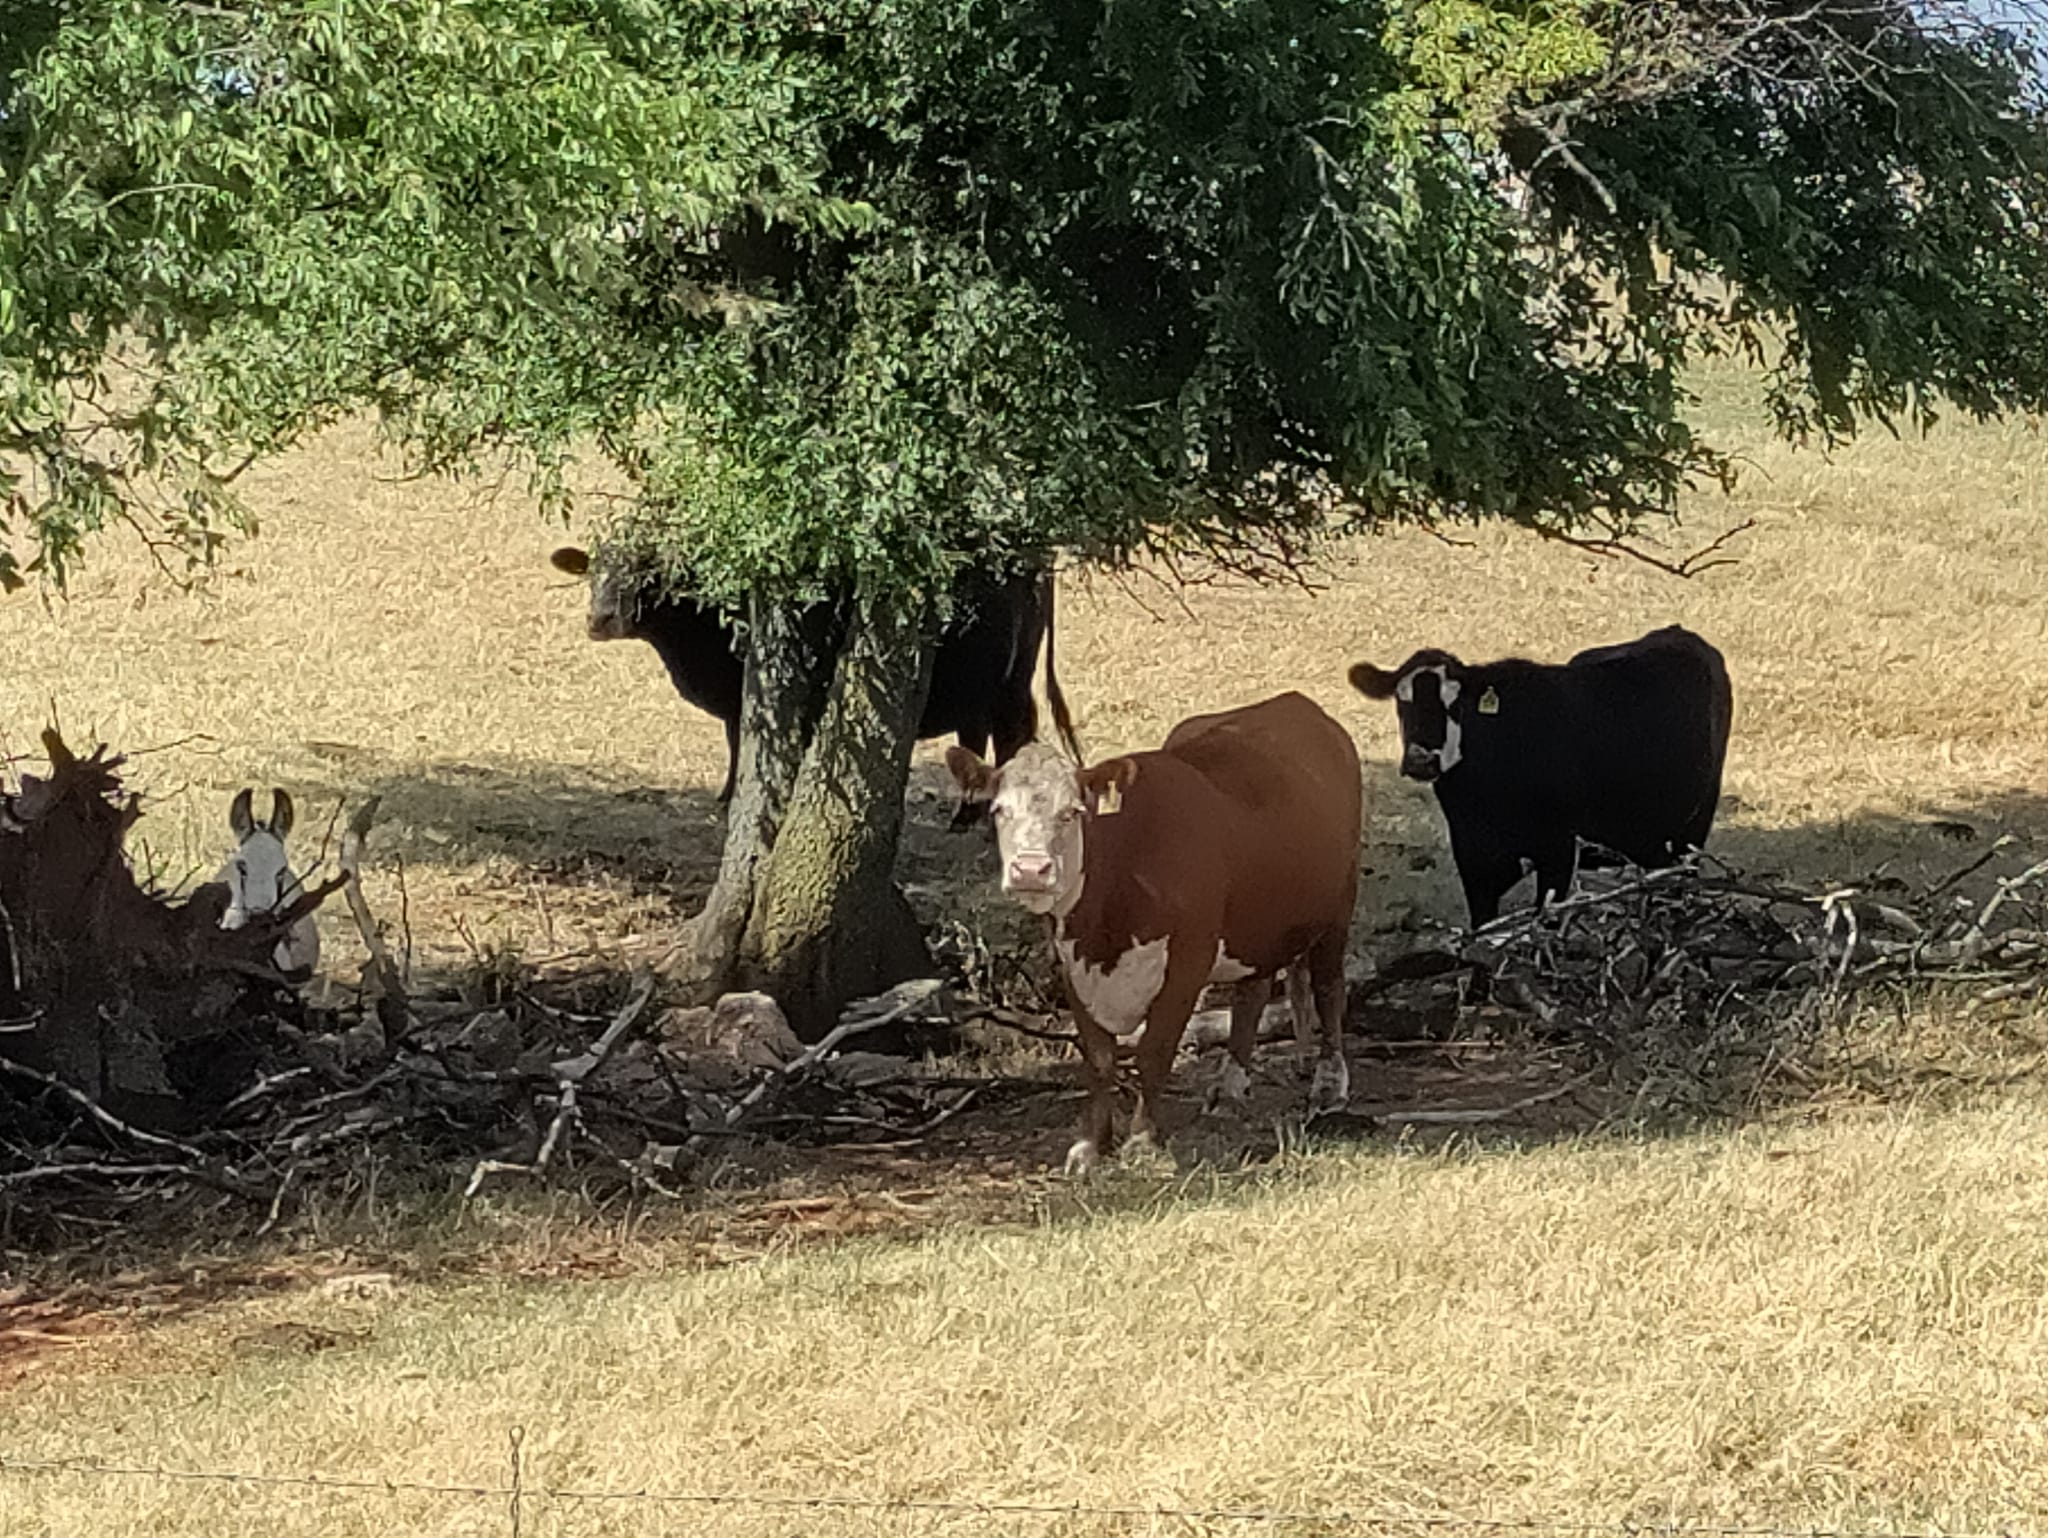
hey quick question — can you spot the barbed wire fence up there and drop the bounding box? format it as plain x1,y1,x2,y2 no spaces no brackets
0,1436,2038,1538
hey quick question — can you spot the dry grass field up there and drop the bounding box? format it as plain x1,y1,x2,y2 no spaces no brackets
7,1096,2048,1536
4,363,2048,1533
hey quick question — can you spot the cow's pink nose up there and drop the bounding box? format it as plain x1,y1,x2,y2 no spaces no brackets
1008,853,1055,889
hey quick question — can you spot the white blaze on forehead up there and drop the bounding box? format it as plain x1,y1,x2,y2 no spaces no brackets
1438,712,1463,772
1394,663,1465,775
1395,663,1456,705
1057,933,1169,1039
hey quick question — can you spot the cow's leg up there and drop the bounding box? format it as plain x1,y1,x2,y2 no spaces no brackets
1066,1013,1122,1177
1205,975,1269,1112
1447,822,1520,928
1306,934,1351,1112
1284,966,1317,1052
990,693,1039,766
716,717,740,804
1531,836,1578,911
1125,958,1207,1163
948,728,994,831
1678,798,1717,855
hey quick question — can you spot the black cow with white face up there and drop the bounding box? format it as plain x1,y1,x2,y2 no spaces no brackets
550,547,1077,809
1349,624,1733,926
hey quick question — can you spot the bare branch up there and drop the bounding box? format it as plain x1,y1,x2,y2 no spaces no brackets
1533,518,1755,579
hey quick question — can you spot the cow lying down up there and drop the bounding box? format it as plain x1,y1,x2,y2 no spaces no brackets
1349,623,1733,926
949,691,1362,1175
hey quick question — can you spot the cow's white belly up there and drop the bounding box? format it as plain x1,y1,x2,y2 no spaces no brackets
1058,934,1170,1039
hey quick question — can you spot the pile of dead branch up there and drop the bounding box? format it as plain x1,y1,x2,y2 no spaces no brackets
0,958,1034,1246
0,730,346,1132
0,732,1038,1248
1368,844,2048,1116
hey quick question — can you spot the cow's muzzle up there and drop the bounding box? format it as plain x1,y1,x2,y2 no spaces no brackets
1005,853,1057,893
1401,746,1442,782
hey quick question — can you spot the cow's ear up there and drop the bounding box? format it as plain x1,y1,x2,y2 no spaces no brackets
945,746,998,802
550,546,591,577
1348,662,1400,700
1079,756,1139,815
228,787,255,840
268,788,295,838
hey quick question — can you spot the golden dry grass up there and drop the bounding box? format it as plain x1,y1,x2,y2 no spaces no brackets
3,362,2043,983
8,1090,2048,1535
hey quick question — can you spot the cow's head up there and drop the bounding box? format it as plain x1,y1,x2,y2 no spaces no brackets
550,546,640,642
1349,649,1467,783
945,742,1136,917
221,786,303,931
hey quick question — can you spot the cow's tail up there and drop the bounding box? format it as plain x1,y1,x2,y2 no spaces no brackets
1043,566,1083,763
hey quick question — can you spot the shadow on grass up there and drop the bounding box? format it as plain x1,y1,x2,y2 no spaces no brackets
179,741,2048,1171
8,756,2045,1301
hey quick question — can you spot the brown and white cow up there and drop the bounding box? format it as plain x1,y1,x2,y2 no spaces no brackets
947,691,1362,1174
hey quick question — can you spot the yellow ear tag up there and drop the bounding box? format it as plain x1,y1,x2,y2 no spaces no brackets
1477,687,1501,716
1097,781,1123,816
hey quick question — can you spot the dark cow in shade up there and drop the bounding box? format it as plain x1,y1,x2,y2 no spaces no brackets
551,547,1076,804
948,692,1362,1175
1348,624,1733,926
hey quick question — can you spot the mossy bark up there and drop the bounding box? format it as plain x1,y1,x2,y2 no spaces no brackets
678,591,936,1040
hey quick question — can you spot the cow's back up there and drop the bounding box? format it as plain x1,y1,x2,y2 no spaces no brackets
1562,628,1729,853
1161,692,1362,965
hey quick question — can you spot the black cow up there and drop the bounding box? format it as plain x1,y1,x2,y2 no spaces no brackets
550,547,1078,807
1348,624,1733,926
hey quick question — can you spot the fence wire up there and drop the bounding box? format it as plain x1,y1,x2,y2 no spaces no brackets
1,1446,2038,1538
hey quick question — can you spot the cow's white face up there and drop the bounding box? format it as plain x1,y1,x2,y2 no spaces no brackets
1350,652,1465,782
987,745,1088,915
220,787,303,929
947,742,1088,917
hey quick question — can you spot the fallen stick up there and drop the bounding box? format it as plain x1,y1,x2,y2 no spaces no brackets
0,1160,204,1187
334,796,406,1035
1960,857,2048,962
0,1052,266,1200
464,969,657,1198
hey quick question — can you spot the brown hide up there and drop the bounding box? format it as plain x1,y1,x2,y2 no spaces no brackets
1057,691,1362,1165
1062,693,1360,973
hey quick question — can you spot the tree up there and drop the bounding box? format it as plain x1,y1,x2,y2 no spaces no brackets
7,0,2048,1035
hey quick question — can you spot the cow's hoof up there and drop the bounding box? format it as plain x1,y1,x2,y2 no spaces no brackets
1203,1058,1251,1113
1117,1130,1174,1174
1309,1055,1351,1114
1064,1139,1101,1177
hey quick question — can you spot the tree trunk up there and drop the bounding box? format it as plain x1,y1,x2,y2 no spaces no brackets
675,589,937,1040
673,599,833,994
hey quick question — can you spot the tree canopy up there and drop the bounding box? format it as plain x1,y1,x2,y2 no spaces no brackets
9,1,2046,601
